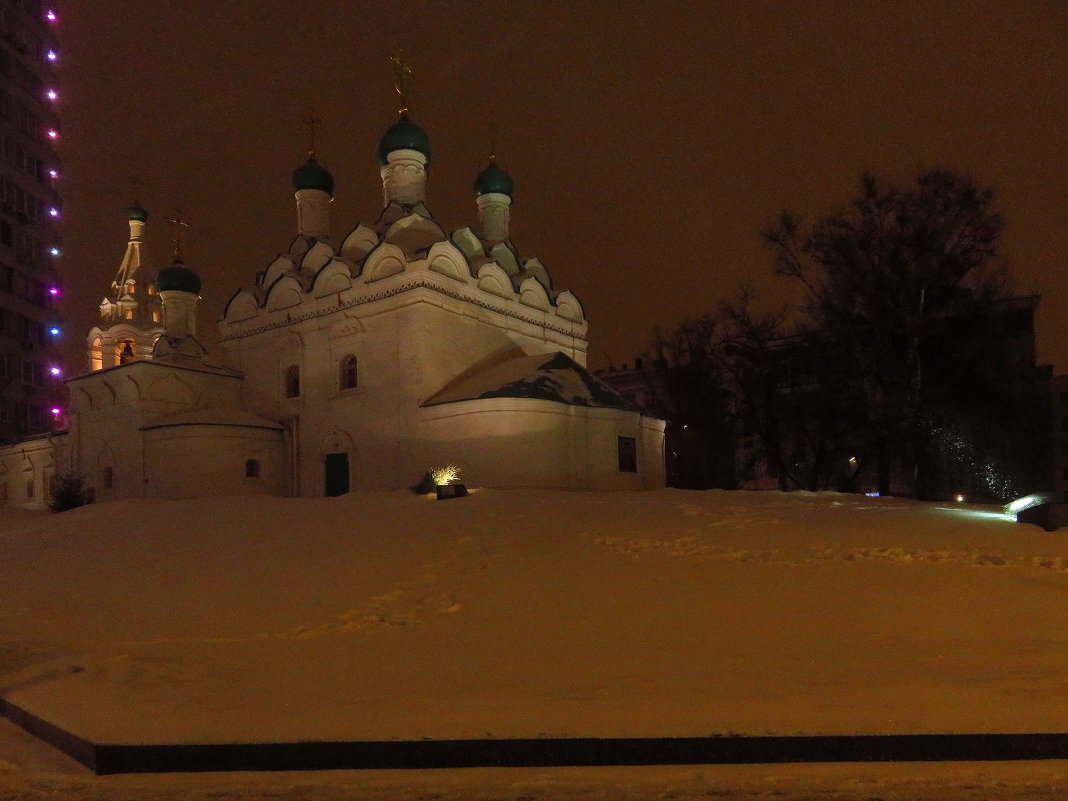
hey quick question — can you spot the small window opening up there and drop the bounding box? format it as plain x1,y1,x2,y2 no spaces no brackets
617,436,637,473
245,459,260,479
340,354,358,390
284,364,300,398
102,466,114,489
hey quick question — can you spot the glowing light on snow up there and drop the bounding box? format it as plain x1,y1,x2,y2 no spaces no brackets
430,464,461,486
955,494,965,503
1004,494,1048,517
865,492,880,497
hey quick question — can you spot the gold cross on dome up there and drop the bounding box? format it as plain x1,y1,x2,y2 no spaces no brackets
165,208,190,262
390,49,414,116
302,114,322,159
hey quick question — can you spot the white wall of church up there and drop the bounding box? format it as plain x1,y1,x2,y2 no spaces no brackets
143,425,284,499
0,433,65,511
418,398,666,490
221,268,591,492
66,362,250,501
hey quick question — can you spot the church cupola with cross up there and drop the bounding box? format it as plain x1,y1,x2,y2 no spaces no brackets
87,200,165,370
292,116,334,240
151,209,207,361
378,53,431,208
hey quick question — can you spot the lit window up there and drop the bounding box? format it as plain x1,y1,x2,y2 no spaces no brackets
340,354,358,390
152,311,160,323
245,459,260,479
284,364,300,398
617,436,637,473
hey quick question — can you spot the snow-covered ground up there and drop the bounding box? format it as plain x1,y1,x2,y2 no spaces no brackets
2,488,1068,798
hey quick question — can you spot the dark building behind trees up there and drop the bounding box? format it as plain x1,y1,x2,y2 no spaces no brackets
599,169,1055,502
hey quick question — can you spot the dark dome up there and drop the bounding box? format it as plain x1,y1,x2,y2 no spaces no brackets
474,160,514,197
376,114,431,166
291,156,335,194
126,202,148,222
156,263,202,295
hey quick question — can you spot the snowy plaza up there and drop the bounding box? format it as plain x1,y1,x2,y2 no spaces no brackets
2,489,1068,797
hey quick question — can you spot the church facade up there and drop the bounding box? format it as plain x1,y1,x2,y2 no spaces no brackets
0,114,666,509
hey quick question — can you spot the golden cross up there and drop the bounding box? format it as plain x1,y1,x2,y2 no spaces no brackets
302,114,322,159
165,208,190,262
390,49,414,116
488,122,499,162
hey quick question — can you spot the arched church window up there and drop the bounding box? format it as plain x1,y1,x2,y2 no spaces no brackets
245,459,260,479
102,466,114,489
124,309,134,320
147,284,156,295
119,340,135,364
284,364,300,398
90,338,103,372
340,354,358,390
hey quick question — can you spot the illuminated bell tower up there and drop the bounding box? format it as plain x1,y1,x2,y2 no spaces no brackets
86,202,164,371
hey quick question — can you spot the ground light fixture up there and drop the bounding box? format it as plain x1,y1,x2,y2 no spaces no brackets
431,464,468,499
1004,492,1058,531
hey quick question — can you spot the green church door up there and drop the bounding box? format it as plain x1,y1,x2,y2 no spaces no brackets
325,452,350,496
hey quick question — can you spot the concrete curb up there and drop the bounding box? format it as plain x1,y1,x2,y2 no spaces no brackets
5,698,1068,775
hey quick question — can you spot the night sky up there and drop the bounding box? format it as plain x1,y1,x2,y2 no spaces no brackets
56,1,1068,374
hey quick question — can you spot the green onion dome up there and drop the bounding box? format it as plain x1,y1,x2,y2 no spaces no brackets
376,114,431,166
291,156,335,195
474,160,514,197
156,263,202,295
125,202,148,222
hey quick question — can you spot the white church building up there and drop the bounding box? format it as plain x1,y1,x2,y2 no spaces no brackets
0,113,666,508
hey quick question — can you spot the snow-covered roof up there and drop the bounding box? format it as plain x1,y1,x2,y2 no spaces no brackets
423,351,641,411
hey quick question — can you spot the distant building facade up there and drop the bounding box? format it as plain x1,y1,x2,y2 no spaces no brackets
600,293,1055,501
0,0,63,451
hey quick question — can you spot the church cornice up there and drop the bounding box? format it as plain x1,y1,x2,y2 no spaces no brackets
219,272,588,343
